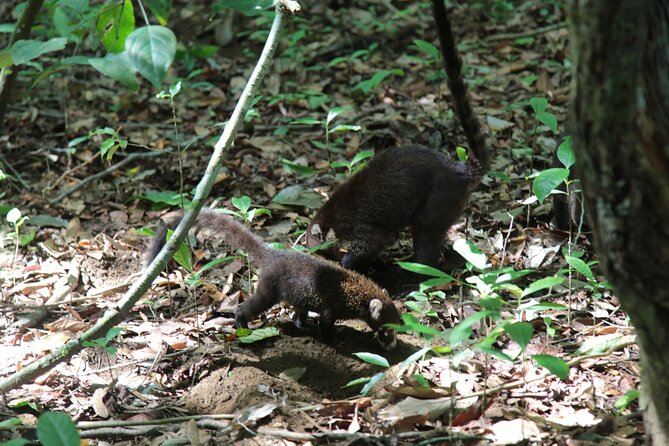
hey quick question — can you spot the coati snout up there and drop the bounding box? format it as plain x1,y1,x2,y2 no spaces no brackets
146,209,401,350
306,1,489,271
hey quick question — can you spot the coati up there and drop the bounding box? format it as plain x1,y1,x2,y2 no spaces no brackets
307,0,489,271
146,209,401,350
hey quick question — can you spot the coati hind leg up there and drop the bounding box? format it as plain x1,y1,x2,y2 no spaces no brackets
318,307,337,343
341,228,393,271
235,276,280,328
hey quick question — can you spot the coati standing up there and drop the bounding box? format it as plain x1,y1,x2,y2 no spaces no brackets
307,0,489,271
146,210,401,350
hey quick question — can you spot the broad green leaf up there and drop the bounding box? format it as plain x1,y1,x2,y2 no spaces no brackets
565,255,594,280
418,277,453,292
232,195,252,212
272,185,324,209
397,262,453,279
89,53,139,91
533,354,569,380
10,38,67,65
354,68,403,94
138,191,188,206
282,159,316,176
212,0,274,15
557,136,574,168
0,417,22,428
504,322,533,350
125,25,177,88
413,39,440,59
453,239,488,269
353,352,389,368
397,313,442,339
168,229,192,272
397,346,432,376
521,276,563,298
237,327,280,343
36,412,80,446
145,0,172,25
0,50,11,68
537,111,558,133
97,0,135,53
533,167,569,203
0,24,16,33
529,97,548,114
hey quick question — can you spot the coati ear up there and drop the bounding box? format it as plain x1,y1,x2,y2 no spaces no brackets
310,223,323,239
369,298,383,321
325,228,336,242
382,288,389,297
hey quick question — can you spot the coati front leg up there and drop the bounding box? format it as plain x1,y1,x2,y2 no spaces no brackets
292,307,309,329
235,276,280,328
412,225,447,267
318,307,337,343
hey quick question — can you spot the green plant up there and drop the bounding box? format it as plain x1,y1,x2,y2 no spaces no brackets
0,0,178,92
6,208,34,262
82,327,125,355
352,68,404,96
289,106,362,162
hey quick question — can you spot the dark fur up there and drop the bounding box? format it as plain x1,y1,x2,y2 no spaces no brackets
306,0,488,270
147,210,400,349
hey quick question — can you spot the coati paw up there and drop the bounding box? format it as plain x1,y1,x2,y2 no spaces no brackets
235,312,249,329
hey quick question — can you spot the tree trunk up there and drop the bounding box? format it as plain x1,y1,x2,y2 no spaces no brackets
568,0,669,443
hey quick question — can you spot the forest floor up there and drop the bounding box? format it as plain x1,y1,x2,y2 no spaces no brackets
0,1,642,445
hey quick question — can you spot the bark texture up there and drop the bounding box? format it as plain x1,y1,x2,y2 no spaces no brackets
568,0,669,443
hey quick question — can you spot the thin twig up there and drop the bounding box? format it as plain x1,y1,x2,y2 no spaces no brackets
484,23,566,42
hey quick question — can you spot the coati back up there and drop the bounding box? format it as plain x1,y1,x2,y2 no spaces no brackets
147,209,400,350
307,0,488,270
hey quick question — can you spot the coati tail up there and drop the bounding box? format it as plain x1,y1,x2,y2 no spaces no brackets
432,0,489,176
145,209,270,266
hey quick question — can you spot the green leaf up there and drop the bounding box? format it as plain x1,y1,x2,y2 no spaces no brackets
537,111,558,133
529,97,548,114
450,310,494,346
533,167,569,203
97,0,135,53
565,255,594,280
521,276,563,298
350,149,375,166
504,322,533,350
354,68,404,94
145,0,172,25
167,229,193,272
360,371,385,396
329,124,361,133
326,106,349,124
456,146,468,161
289,118,323,125
353,352,389,368
533,354,569,380
89,53,139,91
397,262,453,279
138,191,189,207
231,195,252,213
475,346,515,363
104,327,125,344
0,439,32,446
272,185,324,209
10,38,67,65
525,302,568,311
0,50,12,68
453,239,488,269
237,327,280,343
125,25,177,88
36,412,80,446
413,39,440,59
282,159,316,176
614,389,640,413
557,136,574,168
0,417,23,428
212,0,274,15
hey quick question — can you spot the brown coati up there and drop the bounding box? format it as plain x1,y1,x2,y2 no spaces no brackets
306,0,489,271
146,209,401,350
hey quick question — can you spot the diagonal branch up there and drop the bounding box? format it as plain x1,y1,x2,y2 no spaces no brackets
0,0,301,393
